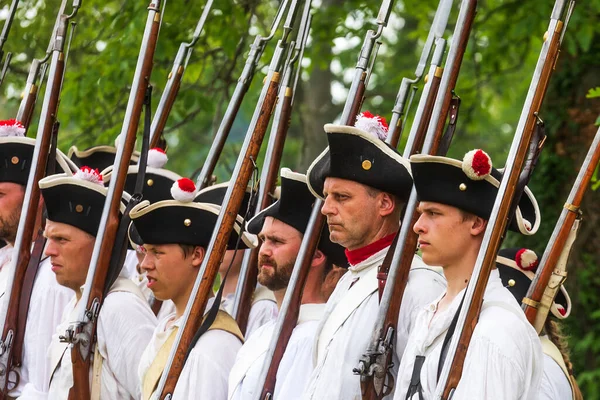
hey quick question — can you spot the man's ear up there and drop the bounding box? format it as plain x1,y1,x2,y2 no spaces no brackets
191,246,206,268
311,249,326,268
470,217,488,236
379,192,396,217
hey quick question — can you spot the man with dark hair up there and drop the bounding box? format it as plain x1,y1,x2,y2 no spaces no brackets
132,177,257,399
301,113,447,399
392,149,543,400
228,168,348,400
0,120,78,399
41,167,157,399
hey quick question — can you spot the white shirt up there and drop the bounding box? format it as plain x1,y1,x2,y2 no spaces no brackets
540,353,573,400
228,303,325,400
221,292,279,338
139,299,242,400
302,247,446,400
393,268,543,400
13,257,74,400
48,278,157,399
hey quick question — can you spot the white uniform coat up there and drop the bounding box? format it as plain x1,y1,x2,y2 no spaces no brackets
228,303,325,400
302,246,446,400
138,298,242,400
393,269,543,400
47,277,157,400
540,351,573,400
221,291,278,338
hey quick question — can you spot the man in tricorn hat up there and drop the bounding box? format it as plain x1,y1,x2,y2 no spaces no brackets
194,181,278,338
132,177,257,399
228,168,348,399
0,119,77,399
496,248,582,400
302,113,447,399
41,167,157,399
392,150,543,399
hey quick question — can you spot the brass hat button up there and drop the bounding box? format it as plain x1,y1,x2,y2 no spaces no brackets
362,160,372,171
147,179,154,186
459,183,467,191
508,279,516,287
75,204,84,213
11,156,19,165
184,218,192,227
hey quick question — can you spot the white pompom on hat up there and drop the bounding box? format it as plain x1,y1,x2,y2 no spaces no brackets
171,178,197,203
74,166,104,185
462,149,492,180
515,248,538,271
354,111,389,141
147,148,168,169
0,119,26,137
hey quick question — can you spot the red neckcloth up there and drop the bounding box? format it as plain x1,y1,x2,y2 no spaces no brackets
345,232,396,266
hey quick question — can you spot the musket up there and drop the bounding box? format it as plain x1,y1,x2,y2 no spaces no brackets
523,124,599,333
195,0,290,190
149,0,213,148
436,1,575,398
60,2,164,399
386,0,453,147
232,1,312,335
355,1,478,397
0,2,80,397
0,0,19,88
253,1,395,399
155,2,300,397
16,0,70,132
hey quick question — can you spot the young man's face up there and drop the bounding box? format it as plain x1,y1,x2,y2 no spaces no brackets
321,177,388,251
0,182,25,245
139,243,202,302
257,217,303,291
413,201,482,267
44,220,95,292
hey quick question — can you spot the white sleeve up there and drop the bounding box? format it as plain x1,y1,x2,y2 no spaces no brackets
97,292,157,399
539,354,573,400
173,330,241,400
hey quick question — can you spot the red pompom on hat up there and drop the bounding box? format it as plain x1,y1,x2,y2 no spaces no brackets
171,178,197,203
0,119,25,137
354,111,389,141
515,248,538,271
74,166,103,185
147,148,168,169
462,149,492,180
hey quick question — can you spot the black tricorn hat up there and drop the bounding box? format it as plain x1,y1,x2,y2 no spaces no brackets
39,168,128,237
0,136,73,185
411,150,540,236
248,168,348,268
130,178,257,249
103,166,181,205
194,181,256,220
307,117,413,203
496,247,570,320
68,145,140,172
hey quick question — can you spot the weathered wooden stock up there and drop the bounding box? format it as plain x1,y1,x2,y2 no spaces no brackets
233,3,311,336
64,2,163,399
195,0,290,190
0,8,75,397
149,0,213,148
437,1,574,398
524,125,600,332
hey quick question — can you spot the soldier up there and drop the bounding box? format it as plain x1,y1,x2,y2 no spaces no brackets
0,119,76,399
301,113,447,399
194,182,278,337
41,167,157,399
227,168,348,399
393,150,543,399
496,248,582,400
132,177,256,399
